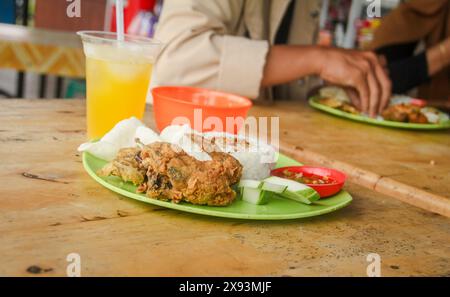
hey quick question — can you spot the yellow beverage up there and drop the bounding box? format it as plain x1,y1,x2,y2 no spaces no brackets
86,57,153,139
78,31,161,140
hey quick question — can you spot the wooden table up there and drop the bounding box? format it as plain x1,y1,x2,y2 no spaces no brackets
1,99,449,276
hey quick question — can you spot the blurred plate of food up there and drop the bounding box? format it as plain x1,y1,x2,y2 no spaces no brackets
309,87,450,130
80,118,352,220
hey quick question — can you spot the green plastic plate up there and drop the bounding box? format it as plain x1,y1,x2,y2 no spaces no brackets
82,152,352,220
309,97,450,130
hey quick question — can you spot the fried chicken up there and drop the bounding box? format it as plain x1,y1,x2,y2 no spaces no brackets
318,96,431,123
317,97,344,109
97,147,145,185
382,103,429,124
317,97,359,114
98,142,242,206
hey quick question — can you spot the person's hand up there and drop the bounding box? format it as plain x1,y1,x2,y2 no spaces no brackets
316,47,392,117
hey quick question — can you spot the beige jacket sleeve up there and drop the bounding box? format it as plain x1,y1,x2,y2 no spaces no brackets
154,0,269,99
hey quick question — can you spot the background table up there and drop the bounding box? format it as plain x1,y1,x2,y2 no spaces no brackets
0,23,84,78
0,23,84,98
1,99,449,276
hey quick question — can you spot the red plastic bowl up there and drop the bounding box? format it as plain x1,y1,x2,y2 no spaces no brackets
151,86,253,134
271,166,346,198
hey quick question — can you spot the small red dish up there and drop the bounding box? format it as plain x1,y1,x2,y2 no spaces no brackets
271,166,346,198
409,98,427,107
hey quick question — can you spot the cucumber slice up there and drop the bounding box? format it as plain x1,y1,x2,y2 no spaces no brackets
281,189,318,205
241,187,269,205
264,176,320,204
261,181,287,194
264,176,310,192
238,179,263,189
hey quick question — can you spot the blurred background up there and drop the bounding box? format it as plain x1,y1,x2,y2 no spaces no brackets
0,0,400,99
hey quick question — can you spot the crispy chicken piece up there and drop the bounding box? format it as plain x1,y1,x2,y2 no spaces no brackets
318,97,360,115
318,94,431,123
97,147,145,185
340,103,359,114
317,97,344,109
408,111,429,124
382,104,429,123
99,142,242,206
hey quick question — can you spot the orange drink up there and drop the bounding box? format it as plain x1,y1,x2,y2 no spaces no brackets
78,31,161,139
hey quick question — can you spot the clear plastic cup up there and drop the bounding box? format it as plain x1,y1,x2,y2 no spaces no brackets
77,31,162,139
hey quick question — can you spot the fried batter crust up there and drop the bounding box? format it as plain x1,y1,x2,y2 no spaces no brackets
99,142,242,206
382,104,428,123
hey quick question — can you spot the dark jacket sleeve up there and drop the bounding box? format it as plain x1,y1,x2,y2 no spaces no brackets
376,42,430,94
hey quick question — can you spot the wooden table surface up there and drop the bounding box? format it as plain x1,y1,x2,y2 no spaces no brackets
1,99,449,276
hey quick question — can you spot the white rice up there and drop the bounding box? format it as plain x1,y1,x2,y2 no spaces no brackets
80,121,277,181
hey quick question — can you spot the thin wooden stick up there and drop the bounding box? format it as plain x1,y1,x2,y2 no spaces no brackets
279,141,450,218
